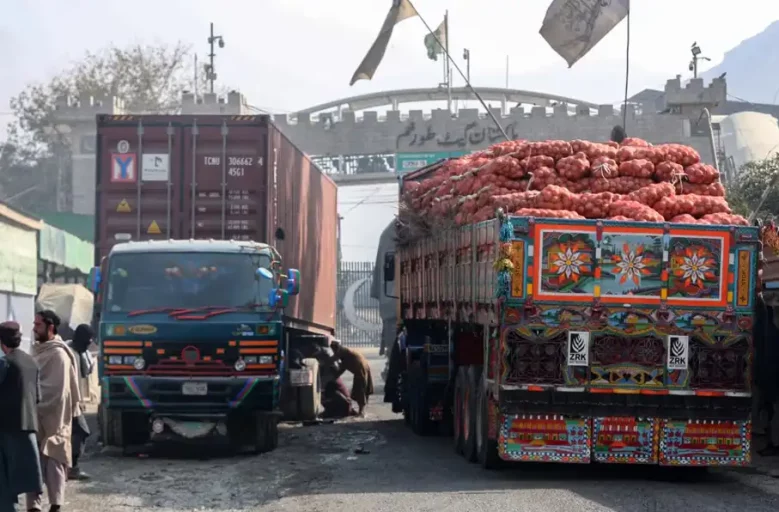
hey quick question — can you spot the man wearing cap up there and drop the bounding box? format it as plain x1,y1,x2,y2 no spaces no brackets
329,340,374,416
27,310,81,512
0,321,43,512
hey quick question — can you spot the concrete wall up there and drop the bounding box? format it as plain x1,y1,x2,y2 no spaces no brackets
50,77,727,216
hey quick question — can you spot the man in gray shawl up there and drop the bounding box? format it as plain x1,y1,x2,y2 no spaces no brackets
0,321,43,512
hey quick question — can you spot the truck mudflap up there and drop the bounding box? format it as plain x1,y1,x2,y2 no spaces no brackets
496,413,751,467
102,375,279,413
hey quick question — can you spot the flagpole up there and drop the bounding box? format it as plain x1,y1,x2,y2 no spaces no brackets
445,10,452,114
408,0,509,141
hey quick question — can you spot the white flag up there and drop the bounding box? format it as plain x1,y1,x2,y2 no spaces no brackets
540,0,630,67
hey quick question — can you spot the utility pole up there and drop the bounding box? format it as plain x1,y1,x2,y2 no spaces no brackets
463,48,470,83
445,11,451,113
206,23,226,93
689,42,710,79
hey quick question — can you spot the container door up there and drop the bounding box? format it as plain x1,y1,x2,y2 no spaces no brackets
181,120,268,241
96,121,182,258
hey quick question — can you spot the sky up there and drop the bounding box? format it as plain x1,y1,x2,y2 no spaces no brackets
2,0,779,260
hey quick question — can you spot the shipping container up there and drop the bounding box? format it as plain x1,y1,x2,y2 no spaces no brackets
95,115,337,336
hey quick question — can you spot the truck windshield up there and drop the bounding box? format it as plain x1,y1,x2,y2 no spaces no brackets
104,252,275,313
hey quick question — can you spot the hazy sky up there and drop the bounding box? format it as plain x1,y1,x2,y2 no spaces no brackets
2,0,778,260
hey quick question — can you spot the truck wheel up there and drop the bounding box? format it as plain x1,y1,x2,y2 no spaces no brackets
453,367,467,455
462,366,482,463
101,406,124,449
476,380,502,469
296,358,321,421
409,361,435,436
254,414,279,454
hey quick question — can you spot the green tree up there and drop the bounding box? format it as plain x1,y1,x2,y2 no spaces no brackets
1,42,221,212
728,155,779,221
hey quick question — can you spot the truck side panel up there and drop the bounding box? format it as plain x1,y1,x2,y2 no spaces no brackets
268,124,337,335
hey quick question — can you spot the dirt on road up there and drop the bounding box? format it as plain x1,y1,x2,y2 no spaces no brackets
37,351,779,512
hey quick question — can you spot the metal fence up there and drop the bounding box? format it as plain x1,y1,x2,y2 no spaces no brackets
337,261,382,348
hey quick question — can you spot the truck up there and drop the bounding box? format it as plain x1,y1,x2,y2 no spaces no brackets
382,150,759,469
89,114,338,453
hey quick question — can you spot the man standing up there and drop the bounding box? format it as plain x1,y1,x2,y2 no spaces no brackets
28,311,82,512
330,340,373,416
0,321,43,512
67,324,95,481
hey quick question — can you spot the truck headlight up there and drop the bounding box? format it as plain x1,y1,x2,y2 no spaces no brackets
108,355,123,365
123,355,137,365
234,359,246,372
258,355,274,365
132,357,146,370
244,356,258,364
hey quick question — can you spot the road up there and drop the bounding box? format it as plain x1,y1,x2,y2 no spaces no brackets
57,350,779,512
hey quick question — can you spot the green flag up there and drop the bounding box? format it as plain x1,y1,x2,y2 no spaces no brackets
350,0,418,85
424,19,447,61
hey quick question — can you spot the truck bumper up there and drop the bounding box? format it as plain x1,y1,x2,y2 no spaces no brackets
101,375,279,415
495,411,751,467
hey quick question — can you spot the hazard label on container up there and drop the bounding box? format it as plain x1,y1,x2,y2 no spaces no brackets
116,199,131,213
147,220,162,235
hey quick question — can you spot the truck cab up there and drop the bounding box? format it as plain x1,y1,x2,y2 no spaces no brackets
90,239,301,452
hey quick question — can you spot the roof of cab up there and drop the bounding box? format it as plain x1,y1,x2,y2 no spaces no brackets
108,239,273,255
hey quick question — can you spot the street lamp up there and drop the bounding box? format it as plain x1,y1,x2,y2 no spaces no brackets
42,124,72,213
689,42,710,79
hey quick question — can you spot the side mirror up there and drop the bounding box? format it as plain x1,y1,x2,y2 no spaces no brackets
285,269,300,296
383,252,396,283
269,288,290,309
256,267,273,280
87,267,102,294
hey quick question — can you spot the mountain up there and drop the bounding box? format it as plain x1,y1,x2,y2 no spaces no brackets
702,21,779,104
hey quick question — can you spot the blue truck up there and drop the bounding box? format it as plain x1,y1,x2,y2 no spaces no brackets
91,114,338,452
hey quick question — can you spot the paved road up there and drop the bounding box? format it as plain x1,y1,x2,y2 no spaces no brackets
55,350,779,512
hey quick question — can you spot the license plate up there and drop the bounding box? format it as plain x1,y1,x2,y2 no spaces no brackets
289,369,313,387
182,382,208,396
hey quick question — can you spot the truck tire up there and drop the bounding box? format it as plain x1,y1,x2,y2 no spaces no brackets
100,405,124,448
453,367,467,455
462,366,483,463
476,379,502,469
254,414,279,454
296,358,321,421
409,361,435,436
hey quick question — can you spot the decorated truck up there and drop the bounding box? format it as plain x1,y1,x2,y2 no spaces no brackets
90,114,337,452
382,137,758,468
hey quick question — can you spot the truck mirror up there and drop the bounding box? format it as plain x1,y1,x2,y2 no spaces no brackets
384,252,396,283
87,267,102,294
256,268,273,280
269,288,289,309
285,269,301,296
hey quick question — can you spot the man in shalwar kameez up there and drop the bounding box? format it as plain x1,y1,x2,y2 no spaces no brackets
0,321,43,512
27,311,81,512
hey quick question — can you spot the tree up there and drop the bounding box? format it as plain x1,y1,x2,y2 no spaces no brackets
1,42,221,212
727,155,779,221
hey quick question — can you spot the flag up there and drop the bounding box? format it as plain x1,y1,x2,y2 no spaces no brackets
424,18,447,61
539,0,630,67
350,0,418,86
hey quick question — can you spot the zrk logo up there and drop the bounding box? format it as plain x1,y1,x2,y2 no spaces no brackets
570,333,586,355
670,337,685,358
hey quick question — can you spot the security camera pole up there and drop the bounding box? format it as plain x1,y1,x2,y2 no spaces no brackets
207,22,226,93
689,42,710,79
